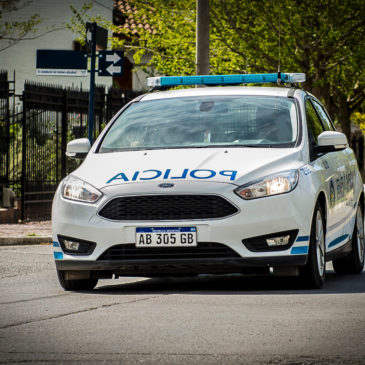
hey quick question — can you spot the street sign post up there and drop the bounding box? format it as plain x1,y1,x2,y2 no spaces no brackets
36,50,87,76
85,22,108,144
86,23,98,144
98,51,124,77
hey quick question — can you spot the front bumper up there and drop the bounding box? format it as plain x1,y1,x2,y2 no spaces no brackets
55,255,307,276
52,180,315,275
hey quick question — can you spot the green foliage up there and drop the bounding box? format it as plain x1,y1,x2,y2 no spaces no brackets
117,0,196,75
66,3,93,42
67,0,365,139
209,1,365,139
351,112,365,134
0,0,42,51
8,120,22,187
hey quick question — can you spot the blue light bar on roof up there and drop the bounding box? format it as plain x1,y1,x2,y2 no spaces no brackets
147,73,306,87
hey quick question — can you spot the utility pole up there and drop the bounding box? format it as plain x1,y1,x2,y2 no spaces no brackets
196,0,210,75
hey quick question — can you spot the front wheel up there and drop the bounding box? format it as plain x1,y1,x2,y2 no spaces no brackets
57,270,98,291
300,204,326,288
333,204,365,274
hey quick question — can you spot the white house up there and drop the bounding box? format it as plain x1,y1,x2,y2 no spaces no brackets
0,0,114,94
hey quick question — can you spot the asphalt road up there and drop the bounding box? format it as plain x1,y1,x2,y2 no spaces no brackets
0,245,365,365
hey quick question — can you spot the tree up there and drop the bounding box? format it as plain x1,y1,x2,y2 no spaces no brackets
0,0,42,52
208,0,365,140
69,1,365,140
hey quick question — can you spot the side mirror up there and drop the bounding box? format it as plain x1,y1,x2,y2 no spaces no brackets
66,138,91,159
316,131,348,152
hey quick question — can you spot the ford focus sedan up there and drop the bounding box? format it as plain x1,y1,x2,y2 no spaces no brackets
52,73,364,291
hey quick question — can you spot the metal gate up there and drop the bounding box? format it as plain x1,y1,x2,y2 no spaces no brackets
0,71,10,189
0,71,22,206
21,82,105,220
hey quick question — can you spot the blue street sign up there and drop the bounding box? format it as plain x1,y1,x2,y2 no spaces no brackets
36,50,88,76
98,51,124,77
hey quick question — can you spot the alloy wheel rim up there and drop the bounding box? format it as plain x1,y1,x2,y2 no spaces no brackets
316,211,325,276
356,206,365,265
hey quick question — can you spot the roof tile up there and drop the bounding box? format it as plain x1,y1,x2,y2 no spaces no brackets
114,0,152,34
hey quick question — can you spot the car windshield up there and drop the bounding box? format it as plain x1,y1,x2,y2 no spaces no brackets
99,95,298,152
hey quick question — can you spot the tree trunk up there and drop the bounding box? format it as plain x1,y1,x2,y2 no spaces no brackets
338,95,351,142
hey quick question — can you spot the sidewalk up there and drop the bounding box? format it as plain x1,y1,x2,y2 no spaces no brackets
0,221,52,246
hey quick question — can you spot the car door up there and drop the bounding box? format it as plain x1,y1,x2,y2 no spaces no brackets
305,97,352,253
311,98,357,248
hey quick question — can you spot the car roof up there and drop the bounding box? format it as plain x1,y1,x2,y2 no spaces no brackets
140,86,303,102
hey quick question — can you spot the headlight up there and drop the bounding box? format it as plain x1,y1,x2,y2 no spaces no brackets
61,175,102,203
235,170,299,199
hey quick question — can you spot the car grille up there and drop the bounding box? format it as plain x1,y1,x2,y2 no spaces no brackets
97,243,241,261
98,195,238,221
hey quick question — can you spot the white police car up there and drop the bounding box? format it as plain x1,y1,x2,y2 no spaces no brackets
52,73,364,291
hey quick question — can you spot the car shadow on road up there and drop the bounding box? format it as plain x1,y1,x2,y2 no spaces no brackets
93,270,365,295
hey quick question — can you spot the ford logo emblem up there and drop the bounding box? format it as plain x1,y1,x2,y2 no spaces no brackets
158,183,175,188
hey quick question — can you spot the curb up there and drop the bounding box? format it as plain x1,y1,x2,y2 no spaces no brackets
0,236,52,246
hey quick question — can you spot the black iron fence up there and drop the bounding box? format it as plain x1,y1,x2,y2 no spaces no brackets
0,71,9,187
0,72,142,220
20,82,103,219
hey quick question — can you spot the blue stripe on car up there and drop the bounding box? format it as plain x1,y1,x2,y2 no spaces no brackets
291,246,309,255
328,234,349,248
296,236,309,242
54,252,63,260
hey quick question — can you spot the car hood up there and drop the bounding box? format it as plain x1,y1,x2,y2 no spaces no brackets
72,147,305,189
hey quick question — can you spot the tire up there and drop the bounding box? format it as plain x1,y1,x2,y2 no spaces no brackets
300,203,326,288
57,270,98,291
333,204,365,274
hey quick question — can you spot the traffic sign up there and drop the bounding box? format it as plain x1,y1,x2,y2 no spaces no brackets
36,50,88,76
98,51,124,77
86,23,108,52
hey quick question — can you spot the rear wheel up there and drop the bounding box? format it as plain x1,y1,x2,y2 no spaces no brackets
300,204,326,288
333,205,364,274
57,270,98,291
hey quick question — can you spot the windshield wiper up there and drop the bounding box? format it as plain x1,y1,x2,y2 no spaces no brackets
99,144,277,153
239,144,273,148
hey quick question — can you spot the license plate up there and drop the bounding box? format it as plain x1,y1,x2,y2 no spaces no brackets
136,227,197,247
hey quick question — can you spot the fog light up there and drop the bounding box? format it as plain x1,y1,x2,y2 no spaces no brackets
58,235,96,255
242,230,298,252
63,240,80,251
266,235,290,247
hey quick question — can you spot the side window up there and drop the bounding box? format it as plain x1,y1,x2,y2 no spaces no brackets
305,99,325,144
312,100,335,131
